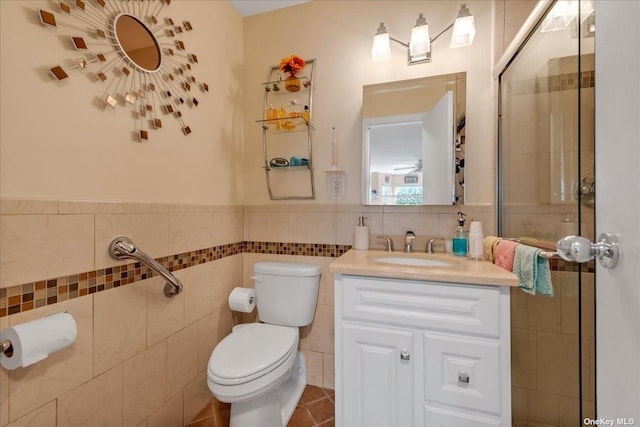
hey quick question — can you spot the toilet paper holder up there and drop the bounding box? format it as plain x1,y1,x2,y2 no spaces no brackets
0,339,12,357
0,309,71,358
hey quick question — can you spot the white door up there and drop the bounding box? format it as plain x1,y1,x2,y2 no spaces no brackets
595,0,640,418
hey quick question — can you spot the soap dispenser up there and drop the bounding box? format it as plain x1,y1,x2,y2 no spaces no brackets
452,211,468,256
354,216,369,250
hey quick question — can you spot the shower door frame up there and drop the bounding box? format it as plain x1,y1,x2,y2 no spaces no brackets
495,0,596,423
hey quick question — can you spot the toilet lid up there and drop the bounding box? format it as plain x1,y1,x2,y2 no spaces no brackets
209,323,297,382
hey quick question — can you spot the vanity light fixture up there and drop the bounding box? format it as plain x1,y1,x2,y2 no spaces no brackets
409,14,431,63
450,4,476,48
540,0,576,32
539,0,595,33
371,23,392,61
371,4,476,65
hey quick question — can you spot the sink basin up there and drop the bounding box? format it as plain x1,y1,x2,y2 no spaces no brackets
373,256,451,267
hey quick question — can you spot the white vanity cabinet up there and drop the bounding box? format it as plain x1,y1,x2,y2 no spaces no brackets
334,274,511,427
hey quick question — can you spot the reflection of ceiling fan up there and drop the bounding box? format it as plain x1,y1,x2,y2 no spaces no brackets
394,159,423,174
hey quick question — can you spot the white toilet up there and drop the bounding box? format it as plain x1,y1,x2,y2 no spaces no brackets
207,262,321,427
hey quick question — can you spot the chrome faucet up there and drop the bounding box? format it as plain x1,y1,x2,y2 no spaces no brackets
405,230,416,253
427,237,446,253
377,235,394,252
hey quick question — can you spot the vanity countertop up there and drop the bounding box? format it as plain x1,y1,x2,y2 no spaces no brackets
330,249,519,287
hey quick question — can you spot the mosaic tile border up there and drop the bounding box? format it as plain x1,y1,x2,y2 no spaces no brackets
0,242,242,318
244,241,351,258
549,257,596,273
0,241,351,318
510,70,595,96
541,70,595,92
0,241,581,318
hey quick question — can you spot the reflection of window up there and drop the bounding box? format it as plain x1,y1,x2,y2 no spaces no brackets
396,186,423,205
381,185,393,205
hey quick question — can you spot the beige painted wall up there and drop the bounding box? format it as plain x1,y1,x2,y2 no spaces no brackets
0,2,246,425
242,0,496,206
0,1,244,205
493,0,539,63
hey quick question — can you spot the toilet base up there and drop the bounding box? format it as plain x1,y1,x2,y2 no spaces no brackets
229,351,307,427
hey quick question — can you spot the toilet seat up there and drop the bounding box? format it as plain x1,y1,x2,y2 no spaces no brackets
208,323,298,386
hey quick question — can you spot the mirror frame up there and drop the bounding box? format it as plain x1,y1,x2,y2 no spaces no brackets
113,13,162,73
361,72,466,206
37,1,208,141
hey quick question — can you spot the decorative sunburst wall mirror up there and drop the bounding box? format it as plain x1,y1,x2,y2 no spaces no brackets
38,0,208,141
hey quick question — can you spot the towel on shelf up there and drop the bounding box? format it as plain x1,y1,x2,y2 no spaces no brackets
483,236,502,263
513,244,554,297
494,239,518,271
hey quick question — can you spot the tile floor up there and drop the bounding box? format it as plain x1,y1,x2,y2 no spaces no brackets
186,385,335,427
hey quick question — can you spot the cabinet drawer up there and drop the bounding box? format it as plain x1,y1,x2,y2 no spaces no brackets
424,405,502,426
340,275,501,336
423,333,502,415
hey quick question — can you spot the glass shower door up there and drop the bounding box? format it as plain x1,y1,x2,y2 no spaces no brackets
497,1,595,425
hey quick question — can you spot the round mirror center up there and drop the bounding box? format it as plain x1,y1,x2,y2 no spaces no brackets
114,14,161,72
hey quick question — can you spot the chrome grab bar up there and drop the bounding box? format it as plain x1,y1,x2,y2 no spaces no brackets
108,236,183,298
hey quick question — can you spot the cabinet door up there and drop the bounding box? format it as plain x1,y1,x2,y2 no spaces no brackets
341,323,415,427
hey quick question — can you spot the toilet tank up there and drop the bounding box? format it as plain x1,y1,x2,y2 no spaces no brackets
252,262,321,327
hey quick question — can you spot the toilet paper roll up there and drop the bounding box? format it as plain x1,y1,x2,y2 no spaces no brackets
228,287,256,313
0,311,77,370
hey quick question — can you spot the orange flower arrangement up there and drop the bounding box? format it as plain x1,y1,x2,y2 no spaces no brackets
279,55,305,76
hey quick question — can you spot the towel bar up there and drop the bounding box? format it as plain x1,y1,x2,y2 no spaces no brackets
504,238,559,259
539,251,559,259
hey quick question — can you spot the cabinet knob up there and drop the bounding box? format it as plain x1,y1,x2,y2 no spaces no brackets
458,372,470,384
400,350,410,361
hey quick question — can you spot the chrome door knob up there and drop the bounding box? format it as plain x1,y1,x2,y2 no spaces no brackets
556,232,619,269
400,350,410,361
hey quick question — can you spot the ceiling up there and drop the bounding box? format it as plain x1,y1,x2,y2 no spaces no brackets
369,121,423,174
230,1,311,17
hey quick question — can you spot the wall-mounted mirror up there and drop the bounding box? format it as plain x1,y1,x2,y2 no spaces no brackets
113,14,162,72
362,72,466,205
